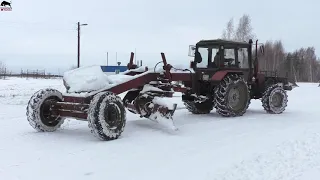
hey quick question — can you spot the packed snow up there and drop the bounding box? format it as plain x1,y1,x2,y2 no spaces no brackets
1,77,320,180
63,65,137,93
63,65,160,96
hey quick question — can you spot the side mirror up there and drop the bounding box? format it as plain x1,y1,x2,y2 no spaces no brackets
188,45,196,57
260,45,265,55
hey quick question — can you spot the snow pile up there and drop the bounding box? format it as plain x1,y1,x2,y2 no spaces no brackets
63,65,112,93
63,65,145,94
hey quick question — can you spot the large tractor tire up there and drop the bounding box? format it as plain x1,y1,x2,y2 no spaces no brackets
87,91,126,141
261,84,288,114
183,99,214,114
26,88,65,132
214,74,250,117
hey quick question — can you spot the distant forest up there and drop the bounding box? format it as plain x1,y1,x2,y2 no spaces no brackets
221,14,320,83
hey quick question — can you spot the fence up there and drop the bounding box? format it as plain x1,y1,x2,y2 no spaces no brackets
0,69,62,80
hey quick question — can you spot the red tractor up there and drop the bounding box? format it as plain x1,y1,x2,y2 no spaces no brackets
182,39,292,116
26,39,292,141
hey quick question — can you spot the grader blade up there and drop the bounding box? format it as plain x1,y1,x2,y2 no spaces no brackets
148,103,178,131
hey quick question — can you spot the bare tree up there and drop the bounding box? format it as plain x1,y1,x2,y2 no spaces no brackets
0,61,7,79
220,14,320,83
0,61,6,73
221,14,255,42
234,14,256,42
222,18,235,40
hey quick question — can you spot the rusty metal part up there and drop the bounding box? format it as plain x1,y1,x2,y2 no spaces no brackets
132,93,177,120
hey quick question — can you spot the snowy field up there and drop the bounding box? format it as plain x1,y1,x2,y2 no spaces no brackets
1,77,320,180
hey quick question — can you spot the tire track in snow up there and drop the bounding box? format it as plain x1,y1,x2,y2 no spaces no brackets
213,128,320,180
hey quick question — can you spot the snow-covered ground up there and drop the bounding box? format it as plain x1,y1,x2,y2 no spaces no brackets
0,77,320,180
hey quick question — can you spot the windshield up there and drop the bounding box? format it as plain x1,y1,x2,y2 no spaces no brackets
196,47,219,68
238,48,249,68
196,47,209,68
194,46,250,68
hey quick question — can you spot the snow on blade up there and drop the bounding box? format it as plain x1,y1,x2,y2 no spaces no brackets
148,111,178,131
152,96,176,110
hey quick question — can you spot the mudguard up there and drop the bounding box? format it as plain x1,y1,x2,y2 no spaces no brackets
211,70,243,81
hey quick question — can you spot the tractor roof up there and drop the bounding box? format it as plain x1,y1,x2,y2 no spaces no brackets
196,39,251,48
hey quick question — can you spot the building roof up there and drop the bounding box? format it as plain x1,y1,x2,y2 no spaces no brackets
100,66,128,72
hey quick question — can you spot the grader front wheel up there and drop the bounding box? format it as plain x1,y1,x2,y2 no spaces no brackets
26,88,65,132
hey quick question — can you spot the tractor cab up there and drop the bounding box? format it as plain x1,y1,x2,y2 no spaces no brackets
188,39,256,83
188,39,253,70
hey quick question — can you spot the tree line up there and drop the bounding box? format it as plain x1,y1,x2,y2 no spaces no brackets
221,14,320,83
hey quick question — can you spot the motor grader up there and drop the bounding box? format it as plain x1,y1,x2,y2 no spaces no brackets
26,39,292,141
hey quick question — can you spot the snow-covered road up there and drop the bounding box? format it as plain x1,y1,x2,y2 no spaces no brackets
0,77,319,180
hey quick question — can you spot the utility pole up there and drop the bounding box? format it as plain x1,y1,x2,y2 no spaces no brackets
107,52,109,66
77,22,88,68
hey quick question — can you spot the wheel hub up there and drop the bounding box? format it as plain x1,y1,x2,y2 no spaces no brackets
228,87,240,109
40,99,61,127
271,92,283,107
104,103,121,130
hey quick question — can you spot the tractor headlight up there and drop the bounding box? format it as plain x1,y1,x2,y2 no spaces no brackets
202,74,210,81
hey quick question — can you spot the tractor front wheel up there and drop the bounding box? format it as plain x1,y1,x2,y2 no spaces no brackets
87,92,126,141
261,84,288,114
214,74,250,117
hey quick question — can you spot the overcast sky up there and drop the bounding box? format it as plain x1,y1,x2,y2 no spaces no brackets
0,0,319,74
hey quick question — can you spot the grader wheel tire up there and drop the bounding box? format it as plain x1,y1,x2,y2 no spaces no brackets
183,100,214,114
26,88,65,132
261,84,288,114
87,91,126,141
214,74,251,117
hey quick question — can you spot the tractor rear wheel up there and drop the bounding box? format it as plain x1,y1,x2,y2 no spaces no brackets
183,99,214,114
87,91,126,141
214,74,250,117
261,84,288,114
